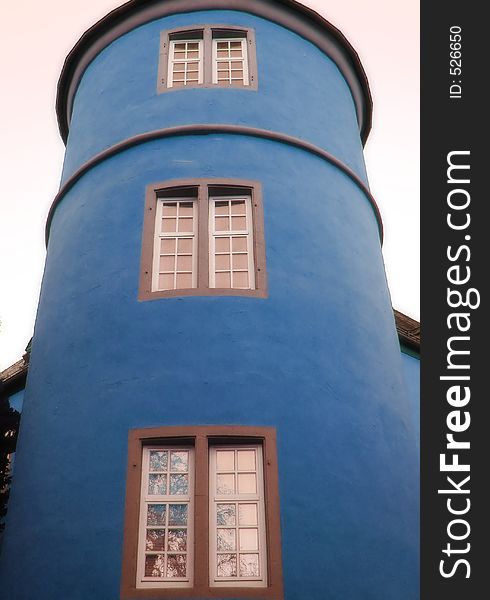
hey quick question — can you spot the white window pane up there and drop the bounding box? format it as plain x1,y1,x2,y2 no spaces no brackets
161,239,176,254
217,450,235,470
231,216,246,230
237,450,255,471
176,255,192,271
177,238,193,253
237,473,256,494
175,273,193,289
239,528,258,551
159,255,175,271
215,254,231,270
233,271,249,289
232,254,248,270
162,218,177,233
238,504,257,526
162,203,177,216
215,272,231,288
215,201,229,215
215,216,230,231
232,237,247,252
158,273,174,290
215,237,230,252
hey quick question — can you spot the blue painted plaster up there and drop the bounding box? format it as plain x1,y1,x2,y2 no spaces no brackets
401,349,420,450
1,135,418,599
0,7,418,599
61,10,368,184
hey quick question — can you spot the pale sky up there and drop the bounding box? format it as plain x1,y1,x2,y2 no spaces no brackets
0,0,419,370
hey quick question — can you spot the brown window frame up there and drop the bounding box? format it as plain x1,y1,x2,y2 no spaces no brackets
138,179,267,300
120,426,283,600
157,25,258,92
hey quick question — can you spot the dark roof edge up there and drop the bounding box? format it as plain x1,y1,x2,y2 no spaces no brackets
394,309,420,353
0,357,29,397
56,0,373,144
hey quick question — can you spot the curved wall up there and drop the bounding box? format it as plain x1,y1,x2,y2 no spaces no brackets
60,10,368,183
0,6,418,600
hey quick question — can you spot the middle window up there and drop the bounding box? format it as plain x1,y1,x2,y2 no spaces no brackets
139,180,267,300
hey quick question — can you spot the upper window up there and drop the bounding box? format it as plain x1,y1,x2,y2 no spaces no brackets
158,26,257,91
139,179,267,300
121,426,283,599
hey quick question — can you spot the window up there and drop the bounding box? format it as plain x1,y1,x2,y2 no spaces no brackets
210,446,267,587
139,180,267,300
121,426,283,599
158,26,257,91
167,38,203,88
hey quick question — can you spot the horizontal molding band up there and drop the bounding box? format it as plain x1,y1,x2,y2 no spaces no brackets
45,124,383,245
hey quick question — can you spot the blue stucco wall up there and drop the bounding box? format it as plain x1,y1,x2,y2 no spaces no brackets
401,349,420,450
0,7,418,600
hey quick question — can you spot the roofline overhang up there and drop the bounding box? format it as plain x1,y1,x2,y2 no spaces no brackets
56,0,373,145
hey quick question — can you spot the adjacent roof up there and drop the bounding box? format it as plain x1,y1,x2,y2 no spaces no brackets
56,0,373,144
394,310,420,353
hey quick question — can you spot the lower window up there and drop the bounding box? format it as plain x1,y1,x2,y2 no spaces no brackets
121,426,283,599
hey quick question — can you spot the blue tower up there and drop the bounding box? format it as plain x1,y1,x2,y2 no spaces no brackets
0,1,419,599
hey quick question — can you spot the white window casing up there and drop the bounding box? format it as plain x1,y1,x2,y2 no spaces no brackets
136,447,194,588
209,445,268,587
209,195,255,290
152,198,198,291
212,37,249,85
168,39,203,87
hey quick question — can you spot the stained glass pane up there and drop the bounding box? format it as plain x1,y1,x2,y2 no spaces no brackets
217,554,237,577
215,272,231,288
239,554,259,577
216,450,235,471
232,237,247,252
167,528,187,551
170,473,188,495
217,473,235,495
145,554,165,578
238,473,256,494
150,450,168,472
239,528,258,551
146,528,165,551
148,474,167,495
232,254,248,270
158,274,174,290
217,504,236,526
147,504,166,526
178,238,193,253
238,503,257,526
215,254,231,270
215,237,230,252
169,504,188,526
217,528,236,551
167,554,187,578
170,451,188,472
233,271,249,288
